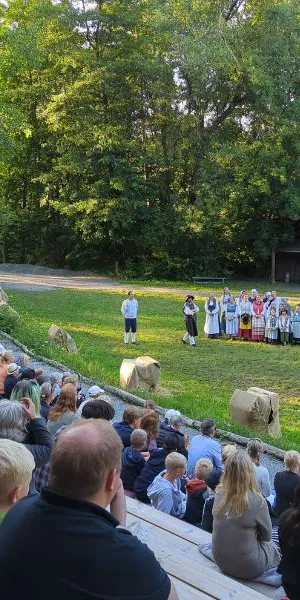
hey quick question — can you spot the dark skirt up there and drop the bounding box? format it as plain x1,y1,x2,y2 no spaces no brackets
185,315,198,337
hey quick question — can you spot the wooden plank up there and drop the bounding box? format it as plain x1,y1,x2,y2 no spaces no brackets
170,577,212,600
126,515,270,600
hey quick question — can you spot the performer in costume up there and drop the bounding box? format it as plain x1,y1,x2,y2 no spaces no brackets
225,295,238,338
220,287,231,334
121,291,138,344
265,307,278,344
251,295,265,342
292,304,300,344
204,292,220,338
182,295,199,346
278,308,290,345
238,292,252,339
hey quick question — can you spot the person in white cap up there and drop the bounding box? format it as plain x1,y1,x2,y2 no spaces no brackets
121,291,139,345
4,363,19,399
75,385,105,416
248,289,258,304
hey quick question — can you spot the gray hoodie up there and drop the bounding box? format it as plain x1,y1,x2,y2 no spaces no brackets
147,470,186,518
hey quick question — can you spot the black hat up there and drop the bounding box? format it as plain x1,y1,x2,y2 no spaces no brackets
186,295,194,301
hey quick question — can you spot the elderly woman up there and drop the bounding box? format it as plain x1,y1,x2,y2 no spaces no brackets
274,450,300,518
0,399,53,492
204,292,220,339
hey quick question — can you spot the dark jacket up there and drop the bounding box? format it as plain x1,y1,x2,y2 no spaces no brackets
113,421,133,448
156,423,188,458
201,496,215,533
40,400,51,421
121,447,145,491
184,479,208,525
4,375,18,399
134,448,170,501
274,471,299,518
279,508,300,586
0,489,171,600
24,418,54,493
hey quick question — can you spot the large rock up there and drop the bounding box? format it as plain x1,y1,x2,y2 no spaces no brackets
0,287,8,305
0,304,20,332
48,324,77,353
230,386,281,438
120,355,160,390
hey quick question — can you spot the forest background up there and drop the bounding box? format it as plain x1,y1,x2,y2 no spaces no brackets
1,0,300,279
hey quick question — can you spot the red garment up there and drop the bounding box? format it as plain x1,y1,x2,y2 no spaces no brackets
186,478,207,495
253,300,264,316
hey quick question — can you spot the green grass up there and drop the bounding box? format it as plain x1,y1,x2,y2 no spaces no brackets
4,286,300,451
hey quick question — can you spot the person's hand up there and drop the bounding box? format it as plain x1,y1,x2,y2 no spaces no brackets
20,397,36,420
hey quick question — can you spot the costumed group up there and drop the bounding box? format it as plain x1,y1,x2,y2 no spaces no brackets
182,289,300,347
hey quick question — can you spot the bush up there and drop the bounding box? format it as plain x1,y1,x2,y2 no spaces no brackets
0,304,20,333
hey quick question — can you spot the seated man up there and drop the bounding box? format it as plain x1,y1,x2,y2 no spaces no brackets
187,418,222,476
113,406,142,447
0,419,178,600
0,439,35,524
156,410,188,458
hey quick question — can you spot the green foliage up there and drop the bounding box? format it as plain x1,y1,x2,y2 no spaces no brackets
0,0,300,275
0,304,20,333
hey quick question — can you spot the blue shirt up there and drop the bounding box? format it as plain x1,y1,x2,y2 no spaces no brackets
121,298,138,319
187,434,223,476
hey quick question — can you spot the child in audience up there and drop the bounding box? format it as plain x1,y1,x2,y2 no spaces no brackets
292,304,300,344
184,458,213,526
121,429,148,496
247,439,271,499
265,307,278,344
0,439,35,524
147,452,187,518
201,470,222,533
278,308,290,345
134,433,178,503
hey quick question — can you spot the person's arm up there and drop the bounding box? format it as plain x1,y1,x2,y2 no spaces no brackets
213,442,223,471
168,581,179,600
255,497,272,542
193,303,199,313
21,397,53,467
121,300,126,316
110,479,126,527
260,467,271,498
201,498,214,533
212,301,219,315
155,489,174,515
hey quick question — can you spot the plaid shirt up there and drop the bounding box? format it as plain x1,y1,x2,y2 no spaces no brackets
34,426,67,492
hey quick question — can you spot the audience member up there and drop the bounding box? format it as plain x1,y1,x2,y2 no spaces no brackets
40,382,54,420
76,385,106,416
18,353,30,373
211,451,280,580
0,439,35,524
61,373,85,409
278,481,300,600
274,450,300,518
157,410,187,458
49,372,62,398
10,379,41,415
184,458,213,526
81,398,115,421
187,418,222,476
121,428,148,495
113,406,142,447
0,399,53,492
221,444,236,466
4,363,20,399
247,439,271,499
0,351,14,399
0,420,177,600
36,374,51,386
19,368,36,380
134,433,179,502
140,409,159,451
47,383,76,435
147,452,187,518
0,344,6,357
201,469,222,533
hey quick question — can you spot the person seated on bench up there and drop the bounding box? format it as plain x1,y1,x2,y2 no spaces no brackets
184,458,213,526
201,469,222,533
120,429,148,497
147,452,187,519
187,418,222,476
212,450,280,580
279,481,300,600
0,439,34,524
247,438,271,499
113,406,142,448
156,410,187,458
274,450,300,519
134,433,178,503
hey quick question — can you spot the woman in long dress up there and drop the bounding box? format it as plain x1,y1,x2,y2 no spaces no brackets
225,296,238,338
265,307,278,344
292,304,300,344
238,293,252,339
220,287,230,334
204,292,220,338
182,295,199,346
251,295,265,342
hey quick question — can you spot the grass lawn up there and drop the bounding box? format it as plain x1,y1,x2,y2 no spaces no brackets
4,286,300,451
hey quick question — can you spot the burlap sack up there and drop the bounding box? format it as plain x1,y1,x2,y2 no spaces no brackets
120,355,160,390
48,324,77,353
230,387,281,438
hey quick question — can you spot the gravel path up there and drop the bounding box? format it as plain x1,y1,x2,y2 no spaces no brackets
0,335,283,484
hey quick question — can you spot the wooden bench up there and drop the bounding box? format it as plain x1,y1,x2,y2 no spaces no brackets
126,497,283,600
192,277,226,284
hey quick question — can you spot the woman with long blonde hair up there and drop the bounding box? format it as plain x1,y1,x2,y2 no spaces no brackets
47,383,76,435
212,451,280,580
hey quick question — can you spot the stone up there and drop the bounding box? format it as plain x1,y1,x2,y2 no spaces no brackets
230,387,281,438
48,324,77,353
120,355,160,390
0,287,8,305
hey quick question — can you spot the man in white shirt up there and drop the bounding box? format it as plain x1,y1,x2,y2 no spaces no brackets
121,291,139,344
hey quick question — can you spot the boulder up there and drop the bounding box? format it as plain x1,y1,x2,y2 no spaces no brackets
0,287,8,305
48,324,77,353
0,304,20,332
230,386,281,438
120,355,160,390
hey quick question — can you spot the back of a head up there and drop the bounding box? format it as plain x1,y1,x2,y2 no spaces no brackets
81,399,115,421
36,374,51,386
0,401,26,443
62,375,78,387
0,439,35,504
122,406,141,425
163,433,178,452
200,418,216,436
19,353,30,368
49,372,61,385
19,368,36,381
221,444,237,465
205,469,222,491
130,428,147,450
40,382,53,403
247,439,263,461
48,383,76,421
10,379,41,414
217,450,259,517
140,410,159,438
284,450,300,473
164,409,180,424
195,458,213,481
169,413,183,429
49,419,122,501
165,451,187,473
1,351,14,365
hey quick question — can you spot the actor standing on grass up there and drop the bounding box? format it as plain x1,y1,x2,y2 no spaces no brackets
121,291,139,345
182,295,199,346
